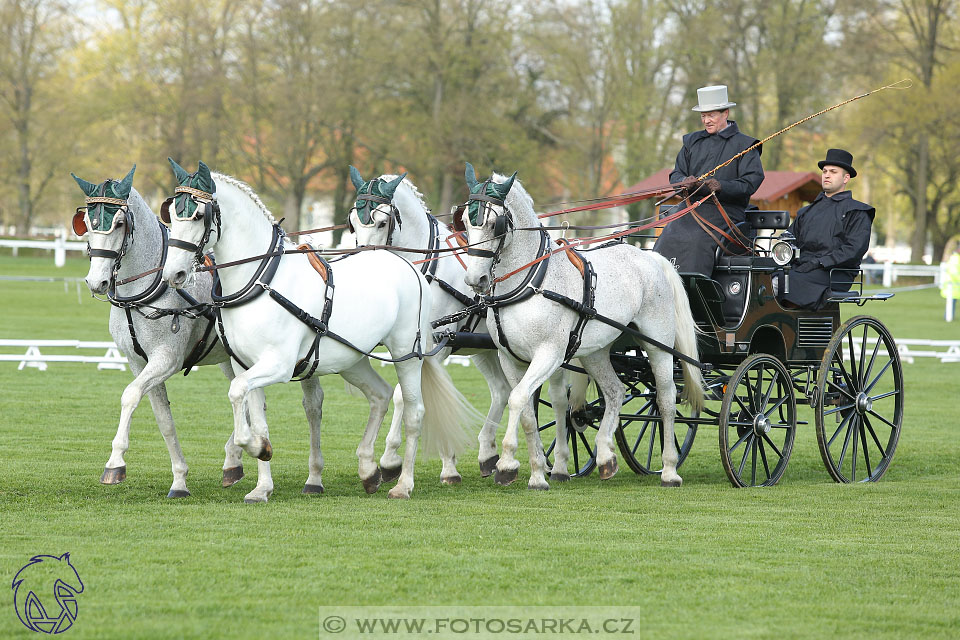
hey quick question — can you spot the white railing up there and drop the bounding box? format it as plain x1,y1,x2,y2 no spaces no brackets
0,234,87,267
0,340,474,371
0,339,127,371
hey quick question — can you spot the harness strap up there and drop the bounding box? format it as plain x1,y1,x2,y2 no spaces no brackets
123,306,149,362
176,288,220,375
538,289,708,371
561,245,597,362
211,225,285,306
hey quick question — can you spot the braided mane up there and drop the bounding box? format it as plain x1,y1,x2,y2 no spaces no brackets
213,172,278,225
383,174,431,215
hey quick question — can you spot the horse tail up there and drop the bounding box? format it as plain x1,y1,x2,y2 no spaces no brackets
418,354,482,459
652,253,705,413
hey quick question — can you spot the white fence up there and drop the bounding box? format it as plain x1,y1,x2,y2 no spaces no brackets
0,234,87,267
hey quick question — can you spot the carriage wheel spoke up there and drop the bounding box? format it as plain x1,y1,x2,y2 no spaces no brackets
864,358,894,394
577,431,596,460
758,438,772,482
828,411,854,448
760,371,778,412
750,436,758,485
571,435,581,471
763,394,789,419
760,432,784,459
865,407,898,431
825,377,857,401
868,389,900,403
858,325,869,386
863,415,887,459
823,402,856,416
859,419,873,479
631,421,651,456
738,434,754,477
847,330,858,384
733,392,752,416
836,415,856,469
729,428,752,454
851,414,859,481
861,331,883,388
646,424,657,469
834,355,858,397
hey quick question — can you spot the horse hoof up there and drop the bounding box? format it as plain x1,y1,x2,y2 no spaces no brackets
100,466,126,485
388,487,410,499
222,466,244,487
494,467,518,486
660,478,683,488
243,496,268,504
302,483,325,494
550,472,571,483
166,489,190,499
598,458,618,480
479,455,500,477
381,465,402,483
528,481,550,491
257,439,273,461
441,474,462,486
362,468,383,494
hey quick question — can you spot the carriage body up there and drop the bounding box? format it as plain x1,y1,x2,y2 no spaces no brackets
531,210,904,487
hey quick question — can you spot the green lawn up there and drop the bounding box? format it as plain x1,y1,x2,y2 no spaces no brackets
1,254,958,639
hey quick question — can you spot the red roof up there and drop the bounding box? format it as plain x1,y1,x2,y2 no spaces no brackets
623,170,821,202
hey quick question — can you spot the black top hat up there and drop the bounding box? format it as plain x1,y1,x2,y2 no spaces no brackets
818,148,857,178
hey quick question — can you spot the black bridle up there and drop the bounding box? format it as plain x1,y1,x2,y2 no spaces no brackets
349,188,402,245
464,182,513,261
160,185,222,266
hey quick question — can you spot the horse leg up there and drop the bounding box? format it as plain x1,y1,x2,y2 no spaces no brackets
241,386,274,503
218,361,245,487
547,368,571,482
378,383,405,482
143,381,192,498
387,357,425,499
471,350,510,477
103,354,178,486
227,360,287,463
340,358,392,493
578,348,625,480
300,377,325,494
496,350,560,489
648,348,682,487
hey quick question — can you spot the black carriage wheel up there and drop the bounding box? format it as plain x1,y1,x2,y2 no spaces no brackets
815,315,903,483
615,378,698,475
719,353,796,487
535,383,598,477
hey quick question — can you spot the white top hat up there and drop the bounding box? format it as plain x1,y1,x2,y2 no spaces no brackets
692,85,736,112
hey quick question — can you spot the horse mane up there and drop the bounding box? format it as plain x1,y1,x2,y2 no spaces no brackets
382,174,431,216
213,172,278,225
126,186,155,219
490,172,536,224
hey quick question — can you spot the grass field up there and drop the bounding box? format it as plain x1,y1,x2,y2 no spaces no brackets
1,253,959,639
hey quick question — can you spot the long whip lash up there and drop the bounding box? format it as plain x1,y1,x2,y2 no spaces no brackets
698,79,912,180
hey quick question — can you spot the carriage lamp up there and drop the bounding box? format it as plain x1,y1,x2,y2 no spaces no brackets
771,240,797,266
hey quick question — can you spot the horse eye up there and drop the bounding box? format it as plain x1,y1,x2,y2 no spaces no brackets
377,221,386,229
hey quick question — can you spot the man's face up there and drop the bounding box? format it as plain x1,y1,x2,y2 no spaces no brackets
821,165,850,195
701,109,729,134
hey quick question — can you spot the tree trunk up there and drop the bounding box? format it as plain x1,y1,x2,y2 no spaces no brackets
285,188,302,232
16,120,31,236
438,172,455,218
910,135,929,262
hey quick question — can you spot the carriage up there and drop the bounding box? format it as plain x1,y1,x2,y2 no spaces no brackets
442,208,904,488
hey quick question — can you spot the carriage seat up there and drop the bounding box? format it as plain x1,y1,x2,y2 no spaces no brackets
681,273,726,327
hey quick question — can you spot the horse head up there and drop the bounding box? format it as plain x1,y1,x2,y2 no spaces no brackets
71,166,137,295
161,158,219,289
461,162,518,293
348,166,407,247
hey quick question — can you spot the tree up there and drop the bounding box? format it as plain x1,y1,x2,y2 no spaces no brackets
0,0,75,234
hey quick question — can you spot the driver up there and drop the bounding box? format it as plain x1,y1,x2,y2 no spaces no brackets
777,149,875,310
654,84,765,275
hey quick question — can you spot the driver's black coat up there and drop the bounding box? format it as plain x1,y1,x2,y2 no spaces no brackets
779,190,875,309
654,120,764,275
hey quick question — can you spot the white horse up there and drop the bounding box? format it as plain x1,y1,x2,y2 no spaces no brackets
347,167,516,481
459,164,705,488
160,160,475,499
71,167,274,501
